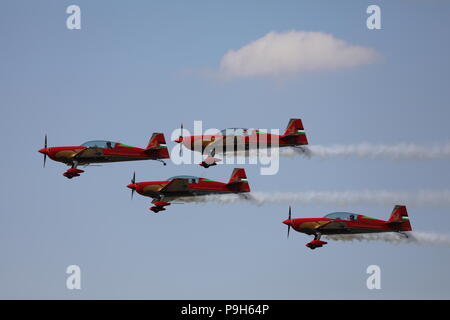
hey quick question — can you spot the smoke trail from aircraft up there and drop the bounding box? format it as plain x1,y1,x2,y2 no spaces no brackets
181,190,450,208
279,143,450,160
326,232,450,247
219,142,450,162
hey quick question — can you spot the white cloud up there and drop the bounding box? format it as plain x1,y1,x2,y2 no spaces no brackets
219,31,380,78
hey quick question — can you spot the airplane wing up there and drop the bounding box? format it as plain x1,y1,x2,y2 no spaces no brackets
159,178,190,193
203,136,226,155
318,221,348,230
203,135,245,157
298,220,348,232
73,147,105,160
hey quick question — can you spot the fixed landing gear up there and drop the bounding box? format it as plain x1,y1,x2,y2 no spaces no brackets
199,149,221,168
63,162,84,179
306,232,328,250
149,201,171,213
199,157,221,168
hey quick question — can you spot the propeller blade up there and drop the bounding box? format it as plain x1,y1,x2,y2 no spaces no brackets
131,172,136,200
179,123,184,157
287,206,292,239
43,134,47,168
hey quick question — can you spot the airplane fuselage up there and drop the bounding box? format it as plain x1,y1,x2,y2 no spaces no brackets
286,216,411,236
179,131,308,154
130,179,249,201
39,145,164,165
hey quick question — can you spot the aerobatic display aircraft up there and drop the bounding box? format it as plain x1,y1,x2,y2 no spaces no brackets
127,168,250,213
38,133,170,179
174,118,308,168
283,205,412,249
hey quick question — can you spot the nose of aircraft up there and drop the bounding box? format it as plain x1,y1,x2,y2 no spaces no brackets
127,183,136,190
283,219,292,226
38,148,48,154
174,137,183,143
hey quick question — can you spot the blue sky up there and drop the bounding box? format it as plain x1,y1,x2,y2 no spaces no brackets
1,0,450,299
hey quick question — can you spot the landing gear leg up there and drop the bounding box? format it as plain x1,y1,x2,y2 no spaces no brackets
199,149,220,168
150,199,170,213
306,232,327,250
64,161,84,179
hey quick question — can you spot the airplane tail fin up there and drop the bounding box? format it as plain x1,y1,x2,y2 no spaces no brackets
226,168,250,192
281,118,308,145
144,133,170,159
386,205,412,231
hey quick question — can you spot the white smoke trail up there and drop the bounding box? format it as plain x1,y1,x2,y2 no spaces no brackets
326,232,450,247
180,190,450,208
217,143,450,161
278,143,450,160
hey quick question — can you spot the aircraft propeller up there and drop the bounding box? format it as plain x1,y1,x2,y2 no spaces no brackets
287,206,292,238
178,123,184,157
130,171,136,199
42,134,47,168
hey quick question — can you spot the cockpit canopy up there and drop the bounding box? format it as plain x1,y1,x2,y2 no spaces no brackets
220,128,253,136
81,140,118,149
167,175,200,183
323,212,358,221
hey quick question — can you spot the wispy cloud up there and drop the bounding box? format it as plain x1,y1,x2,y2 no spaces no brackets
218,30,380,78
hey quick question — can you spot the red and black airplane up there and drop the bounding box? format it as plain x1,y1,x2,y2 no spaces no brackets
174,118,308,168
126,168,250,213
283,205,412,249
38,133,170,178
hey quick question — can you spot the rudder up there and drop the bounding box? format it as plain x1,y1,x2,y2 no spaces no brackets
386,205,412,231
145,133,170,159
226,168,250,192
281,118,308,145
